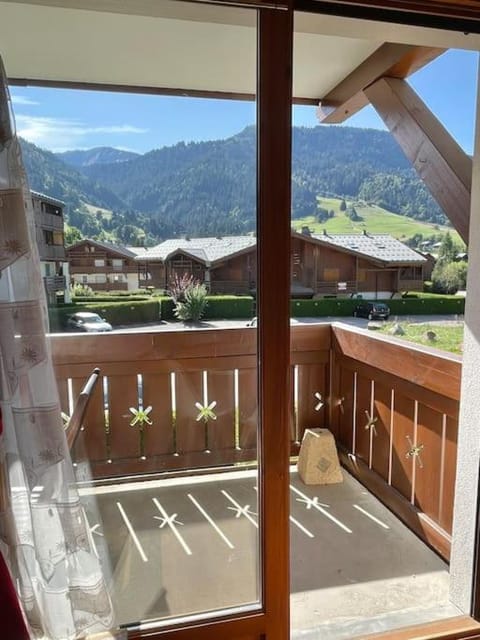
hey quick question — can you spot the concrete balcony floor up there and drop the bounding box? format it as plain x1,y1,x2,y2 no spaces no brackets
78,468,458,639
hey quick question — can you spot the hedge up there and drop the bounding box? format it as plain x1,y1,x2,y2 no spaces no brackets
290,296,465,317
158,296,255,320
72,295,151,303
203,296,254,319
49,300,160,331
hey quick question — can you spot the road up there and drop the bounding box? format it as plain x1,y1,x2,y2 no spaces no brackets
109,314,464,334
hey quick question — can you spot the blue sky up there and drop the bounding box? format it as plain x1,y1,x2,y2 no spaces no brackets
9,48,479,155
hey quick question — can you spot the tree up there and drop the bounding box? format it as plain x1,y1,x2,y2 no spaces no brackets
438,231,456,263
64,225,83,246
432,261,467,294
339,199,347,211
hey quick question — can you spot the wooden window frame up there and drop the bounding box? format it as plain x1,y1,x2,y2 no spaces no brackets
14,0,480,637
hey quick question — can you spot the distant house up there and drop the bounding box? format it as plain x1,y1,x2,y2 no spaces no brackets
31,190,70,305
66,239,143,291
135,230,427,299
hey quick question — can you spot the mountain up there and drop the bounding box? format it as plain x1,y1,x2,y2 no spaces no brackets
77,125,446,238
20,125,450,246
56,147,140,168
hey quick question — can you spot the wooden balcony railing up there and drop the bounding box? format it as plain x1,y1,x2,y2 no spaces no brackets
50,323,460,561
330,324,461,560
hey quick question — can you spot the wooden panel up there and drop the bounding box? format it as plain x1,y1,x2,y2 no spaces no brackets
365,77,471,243
355,374,371,465
297,362,327,441
317,42,443,124
372,381,392,482
391,391,415,502
414,403,443,523
441,415,459,533
107,374,140,460
337,366,355,452
175,371,205,454
238,368,258,452
142,372,174,457
333,325,461,404
207,370,236,451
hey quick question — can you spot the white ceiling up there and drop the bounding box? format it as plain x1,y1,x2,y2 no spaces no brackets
0,0,478,99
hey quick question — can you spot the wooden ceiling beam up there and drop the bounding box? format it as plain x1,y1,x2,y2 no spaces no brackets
316,43,444,123
364,77,471,244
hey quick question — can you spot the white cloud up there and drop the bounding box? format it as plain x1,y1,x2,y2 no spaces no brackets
15,114,148,150
11,95,39,106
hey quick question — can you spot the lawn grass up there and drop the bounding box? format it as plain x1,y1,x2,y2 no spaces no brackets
378,321,464,355
292,197,462,244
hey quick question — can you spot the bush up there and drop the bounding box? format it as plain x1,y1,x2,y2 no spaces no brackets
48,300,160,331
70,282,94,297
174,283,208,322
203,296,254,319
432,261,467,294
290,295,464,317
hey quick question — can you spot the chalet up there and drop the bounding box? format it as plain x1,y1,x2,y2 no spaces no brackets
136,230,426,298
31,190,70,304
66,239,143,291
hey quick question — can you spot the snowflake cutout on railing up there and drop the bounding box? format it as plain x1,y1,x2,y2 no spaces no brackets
129,406,153,458
195,400,217,423
405,435,424,468
314,392,324,411
364,410,378,435
129,405,153,428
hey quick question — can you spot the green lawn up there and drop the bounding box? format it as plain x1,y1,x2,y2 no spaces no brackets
378,321,464,355
292,198,462,244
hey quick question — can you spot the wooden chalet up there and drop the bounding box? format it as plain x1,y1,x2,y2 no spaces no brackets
4,2,480,640
66,239,143,291
137,230,426,298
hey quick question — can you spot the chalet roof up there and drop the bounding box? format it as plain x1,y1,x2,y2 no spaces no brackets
136,236,256,265
136,232,425,267
67,238,138,259
311,232,426,265
31,189,65,207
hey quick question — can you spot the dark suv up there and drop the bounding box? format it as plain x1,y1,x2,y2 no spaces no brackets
353,301,390,320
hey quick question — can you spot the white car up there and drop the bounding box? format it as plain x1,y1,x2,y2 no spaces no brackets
66,312,113,333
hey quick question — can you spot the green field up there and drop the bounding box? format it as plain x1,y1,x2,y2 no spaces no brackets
292,197,462,244
378,321,464,355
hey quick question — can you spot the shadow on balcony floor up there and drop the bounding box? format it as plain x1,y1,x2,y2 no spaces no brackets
78,468,457,637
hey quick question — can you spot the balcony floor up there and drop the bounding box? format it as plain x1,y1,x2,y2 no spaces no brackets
78,468,458,638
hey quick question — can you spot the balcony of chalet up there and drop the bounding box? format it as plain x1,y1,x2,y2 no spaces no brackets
51,324,460,638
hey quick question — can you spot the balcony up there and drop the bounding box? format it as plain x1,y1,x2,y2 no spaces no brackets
51,324,460,635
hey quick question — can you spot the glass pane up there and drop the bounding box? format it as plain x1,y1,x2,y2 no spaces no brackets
16,0,260,629
290,9,476,638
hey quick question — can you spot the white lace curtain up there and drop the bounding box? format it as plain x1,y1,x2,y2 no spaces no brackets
0,56,114,639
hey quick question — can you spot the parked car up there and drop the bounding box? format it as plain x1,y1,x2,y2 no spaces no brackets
66,312,113,332
353,301,390,320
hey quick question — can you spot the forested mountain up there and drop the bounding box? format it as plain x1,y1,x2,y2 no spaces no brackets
19,125,449,246
57,147,140,168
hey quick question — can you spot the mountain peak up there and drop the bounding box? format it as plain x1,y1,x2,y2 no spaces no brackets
56,147,141,168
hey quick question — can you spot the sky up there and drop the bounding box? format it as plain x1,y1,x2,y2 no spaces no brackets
9,48,479,156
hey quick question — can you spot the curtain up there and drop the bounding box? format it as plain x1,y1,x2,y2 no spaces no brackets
0,57,114,639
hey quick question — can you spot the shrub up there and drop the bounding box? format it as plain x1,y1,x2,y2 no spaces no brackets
70,282,94,297
173,283,208,322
